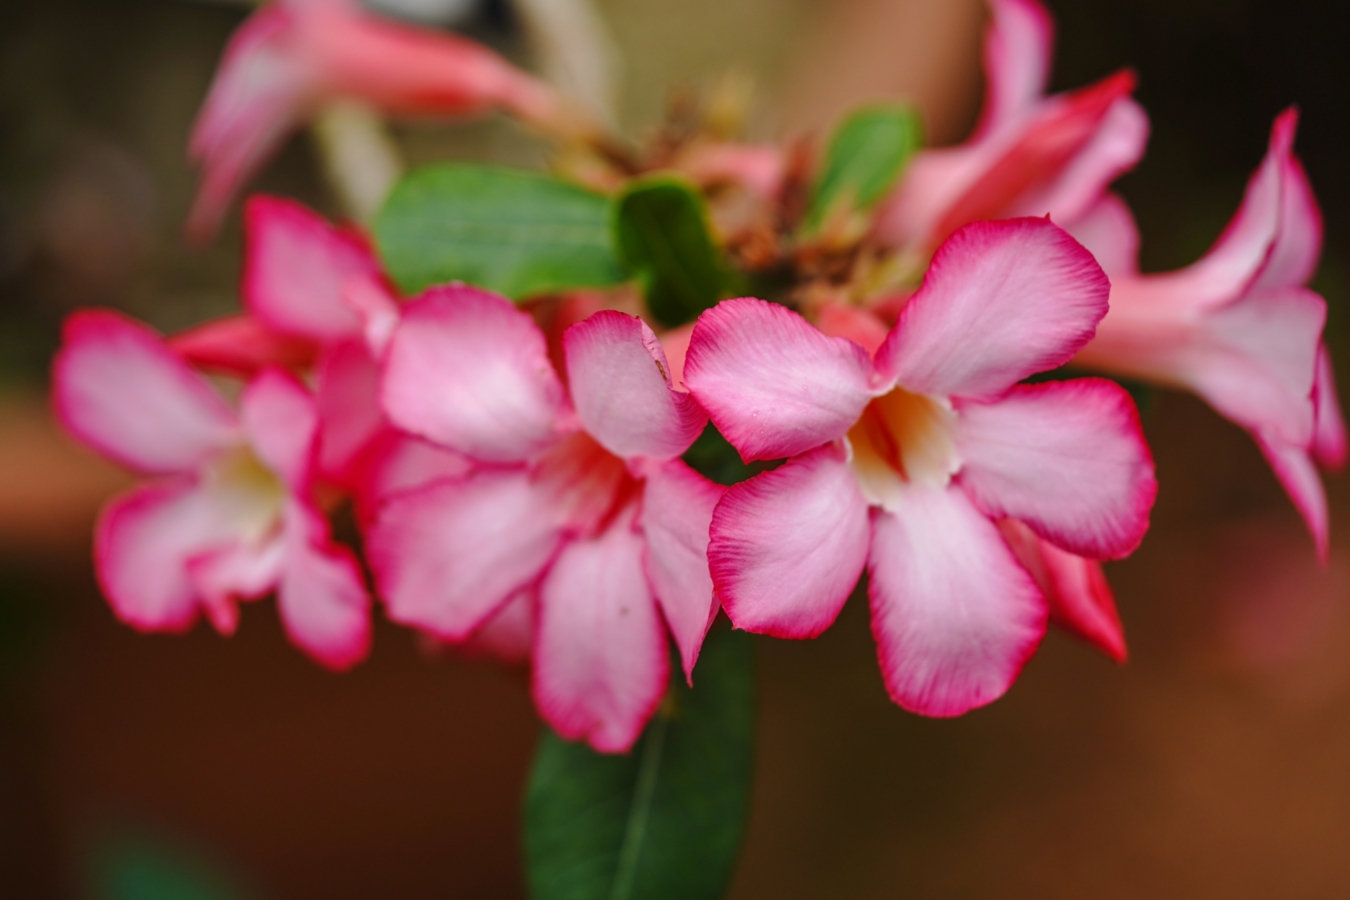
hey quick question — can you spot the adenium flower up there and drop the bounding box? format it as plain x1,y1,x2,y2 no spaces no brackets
1074,109,1345,557
53,309,371,669
371,287,723,751
188,0,566,239
873,0,1147,264
171,195,467,516
684,217,1156,715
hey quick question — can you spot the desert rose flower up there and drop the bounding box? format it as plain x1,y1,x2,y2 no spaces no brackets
873,0,1147,264
684,217,1156,716
371,288,722,751
53,309,372,669
188,0,566,239
1074,110,1344,557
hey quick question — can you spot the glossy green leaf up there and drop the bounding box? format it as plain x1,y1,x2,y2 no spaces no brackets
525,625,756,900
375,164,625,299
613,176,735,328
803,105,922,235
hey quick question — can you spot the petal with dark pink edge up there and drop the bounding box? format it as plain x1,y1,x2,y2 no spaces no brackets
638,459,725,682
1065,192,1139,277
241,367,320,492
710,444,870,639
868,484,1047,717
563,311,707,461
978,0,1054,137
382,285,566,463
54,310,238,474
876,219,1109,401
1256,111,1322,292
368,470,563,641
315,340,385,485
533,510,670,753
343,272,402,358
187,536,285,636
1313,346,1348,470
94,478,247,632
351,433,473,525
999,518,1126,662
955,379,1155,560
1256,434,1329,562
169,315,318,378
242,195,380,342
685,298,877,462
276,501,372,670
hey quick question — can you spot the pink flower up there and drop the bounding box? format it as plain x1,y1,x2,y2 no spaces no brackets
1074,109,1345,558
52,309,372,669
171,196,467,515
873,0,1147,263
370,288,723,752
188,0,564,240
684,218,1156,716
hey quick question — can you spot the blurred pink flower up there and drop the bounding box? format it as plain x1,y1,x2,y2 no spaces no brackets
53,309,372,669
372,289,722,752
187,0,564,240
684,218,1155,716
873,0,1147,264
1075,110,1345,557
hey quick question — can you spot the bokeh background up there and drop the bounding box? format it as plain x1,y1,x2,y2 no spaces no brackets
3,0,1350,896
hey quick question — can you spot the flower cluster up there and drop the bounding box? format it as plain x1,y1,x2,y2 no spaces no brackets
52,0,1339,753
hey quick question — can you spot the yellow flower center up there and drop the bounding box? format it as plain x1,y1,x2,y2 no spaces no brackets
846,386,958,509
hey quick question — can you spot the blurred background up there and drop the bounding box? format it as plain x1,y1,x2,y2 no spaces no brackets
3,0,1350,896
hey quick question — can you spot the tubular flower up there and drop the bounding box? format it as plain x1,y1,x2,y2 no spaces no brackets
1074,109,1344,557
53,310,372,669
684,218,1156,716
170,195,468,516
370,288,722,752
187,0,565,240
872,0,1147,263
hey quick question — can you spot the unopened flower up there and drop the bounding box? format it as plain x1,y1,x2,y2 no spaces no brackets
1074,109,1344,557
371,288,722,751
53,309,371,669
684,218,1155,715
873,0,1147,264
188,0,566,239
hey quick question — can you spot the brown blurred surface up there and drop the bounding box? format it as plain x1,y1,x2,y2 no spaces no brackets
4,0,1350,897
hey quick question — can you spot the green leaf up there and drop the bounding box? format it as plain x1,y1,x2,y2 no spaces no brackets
525,625,756,900
91,834,252,900
803,105,922,236
682,422,776,487
375,164,626,299
613,176,735,328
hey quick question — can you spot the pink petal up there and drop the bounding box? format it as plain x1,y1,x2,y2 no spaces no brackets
382,285,566,463
978,0,1055,137
169,315,318,378
188,537,286,635
240,367,320,492
1010,97,1149,227
1256,110,1322,292
94,478,247,632
955,379,1156,560
814,302,890,357
999,518,1126,662
350,432,473,524
563,311,707,461
659,323,694,391
710,444,870,639
876,218,1109,401
685,298,878,462
315,340,385,485
367,470,563,641
54,309,237,474
242,195,380,343
638,459,725,682
186,5,312,242
343,272,402,358
868,484,1047,717
679,141,786,200
533,509,670,753
1256,434,1329,562
1065,192,1139,277
276,500,372,670
1313,345,1348,470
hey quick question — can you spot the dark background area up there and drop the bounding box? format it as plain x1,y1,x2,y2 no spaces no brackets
3,0,1350,896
